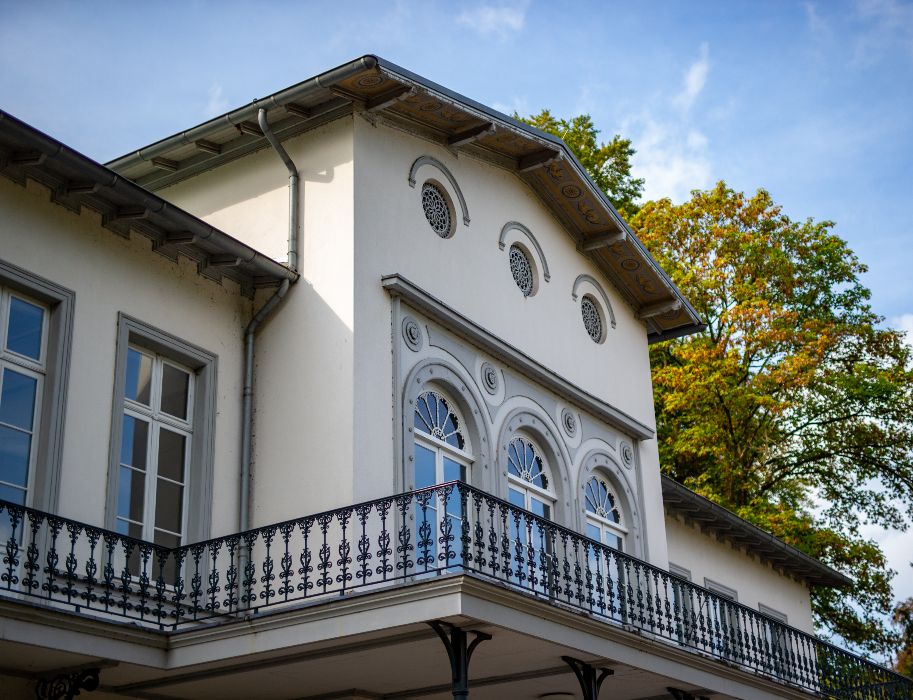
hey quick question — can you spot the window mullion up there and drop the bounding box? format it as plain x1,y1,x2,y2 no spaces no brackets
144,416,160,541
179,422,191,541
0,290,7,352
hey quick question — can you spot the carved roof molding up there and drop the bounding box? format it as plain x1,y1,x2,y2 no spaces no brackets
106,55,704,342
408,155,470,226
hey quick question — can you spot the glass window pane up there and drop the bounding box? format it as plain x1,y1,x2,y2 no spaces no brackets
414,443,436,488
0,425,31,489
508,487,525,508
125,349,152,405
0,369,37,431
157,428,186,483
117,465,145,522
155,479,183,534
586,523,601,541
443,457,464,483
0,481,26,505
160,364,190,420
115,518,143,539
530,497,549,519
6,297,44,360
153,529,181,549
120,415,148,470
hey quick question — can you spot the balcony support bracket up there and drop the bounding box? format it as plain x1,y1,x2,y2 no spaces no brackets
667,688,709,700
562,656,613,700
35,666,101,700
428,621,492,699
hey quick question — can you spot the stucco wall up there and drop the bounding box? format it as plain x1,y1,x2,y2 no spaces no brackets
153,112,668,561
351,116,668,565
161,117,356,526
664,514,815,633
0,176,248,537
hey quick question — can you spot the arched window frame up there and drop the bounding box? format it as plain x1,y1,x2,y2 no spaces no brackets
400,358,492,495
505,434,555,519
575,449,642,557
412,388,473,490
495,405,571,523
583,474,628,552
408,155,470,235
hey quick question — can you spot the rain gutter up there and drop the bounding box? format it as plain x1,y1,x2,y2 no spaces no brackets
238,108,303,533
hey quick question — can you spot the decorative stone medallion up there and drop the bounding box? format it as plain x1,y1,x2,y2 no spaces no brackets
402,316,422,351
561,408,578,438
356,75,384,88
480,361,499,395
620,441,634,468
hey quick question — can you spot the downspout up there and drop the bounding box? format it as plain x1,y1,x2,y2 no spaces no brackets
239,107,300,533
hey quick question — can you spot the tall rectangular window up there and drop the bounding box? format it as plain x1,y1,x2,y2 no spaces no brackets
107,315,217,549
116,347,194,549
0,288,48,507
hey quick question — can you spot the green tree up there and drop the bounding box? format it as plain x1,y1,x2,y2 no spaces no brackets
895,595,913,676
628,183,913,653
517,110,643,215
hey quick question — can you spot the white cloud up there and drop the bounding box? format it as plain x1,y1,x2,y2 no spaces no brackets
804,2,831,39
621,42,714,203
457,2,528,39
672,42,710,112
205,82,227,118
890,313,913,347
491,95,530,118
853,0,913,62
629,114,712,202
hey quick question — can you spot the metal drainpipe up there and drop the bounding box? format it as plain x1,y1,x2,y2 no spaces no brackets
239,108,300,533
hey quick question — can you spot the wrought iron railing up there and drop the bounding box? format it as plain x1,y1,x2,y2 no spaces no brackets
1,485,909,699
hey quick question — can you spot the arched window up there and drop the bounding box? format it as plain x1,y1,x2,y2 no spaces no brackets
506,436,553,520
413,390,471,487
584,475,627,551
413,390,470,570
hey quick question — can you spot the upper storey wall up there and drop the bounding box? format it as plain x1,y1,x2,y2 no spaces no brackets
665,515,816,633
352,117,656,426
160,117,358,523
0,176,249,538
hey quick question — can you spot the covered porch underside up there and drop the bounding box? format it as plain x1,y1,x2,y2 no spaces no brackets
0,575,809,699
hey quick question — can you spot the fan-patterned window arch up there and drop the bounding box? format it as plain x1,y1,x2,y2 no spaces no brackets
413,390,471,569
584,475,627,551
506,436,553,519
413,390,470,487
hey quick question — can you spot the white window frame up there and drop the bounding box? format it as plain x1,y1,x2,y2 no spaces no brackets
759,603,788,624
411,389,473,488
0,287,48,507
106,314,217,544
0,259,74,512
705,577,741,657
583,475,628,552
506,436,555,518
116,347,194,546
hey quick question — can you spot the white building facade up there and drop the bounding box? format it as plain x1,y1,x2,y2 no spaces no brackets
0,57,905,699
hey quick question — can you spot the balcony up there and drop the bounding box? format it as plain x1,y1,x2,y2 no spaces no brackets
1,484,909,699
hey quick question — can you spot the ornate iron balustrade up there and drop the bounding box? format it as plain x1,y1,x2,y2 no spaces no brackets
1,485,909,699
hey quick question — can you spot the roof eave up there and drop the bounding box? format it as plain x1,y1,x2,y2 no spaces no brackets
105,54,703,339
661,475,852,589
0,109,296,295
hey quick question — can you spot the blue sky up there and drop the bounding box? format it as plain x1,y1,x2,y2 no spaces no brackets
2,1,911,601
